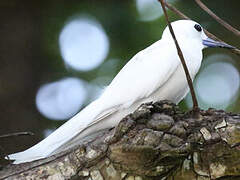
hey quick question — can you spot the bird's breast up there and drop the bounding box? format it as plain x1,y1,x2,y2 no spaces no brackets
149,59,201,104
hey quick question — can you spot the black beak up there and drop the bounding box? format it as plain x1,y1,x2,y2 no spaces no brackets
203,38,235,49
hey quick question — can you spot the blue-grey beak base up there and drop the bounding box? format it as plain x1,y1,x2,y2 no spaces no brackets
203,38,235,49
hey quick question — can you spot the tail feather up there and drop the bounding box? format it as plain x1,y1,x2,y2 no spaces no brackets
8,153,45,164
7,100,105,164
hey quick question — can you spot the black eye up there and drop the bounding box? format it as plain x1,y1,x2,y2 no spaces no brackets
194,24,202,32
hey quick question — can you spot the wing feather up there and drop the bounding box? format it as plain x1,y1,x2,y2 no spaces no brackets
101,40,180,107
83,40,180,128
62,40,180,150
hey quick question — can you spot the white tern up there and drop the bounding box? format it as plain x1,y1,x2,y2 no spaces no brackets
8,20,234,164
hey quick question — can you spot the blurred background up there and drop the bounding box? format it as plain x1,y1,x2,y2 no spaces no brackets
0,0,239,157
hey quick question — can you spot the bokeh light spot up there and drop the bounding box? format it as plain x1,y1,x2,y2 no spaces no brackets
36,77,87,120
59,15,109,71
186,54,240,109
135,0,177,21
43,129,55,138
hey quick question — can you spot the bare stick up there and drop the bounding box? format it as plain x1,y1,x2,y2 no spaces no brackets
195,0,240,37
0,145,9,160
164,2,240,57
158,0,199,111
0,132,34,139
164,2,190,20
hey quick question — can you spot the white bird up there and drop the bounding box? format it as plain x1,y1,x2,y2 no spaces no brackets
8,20,234,164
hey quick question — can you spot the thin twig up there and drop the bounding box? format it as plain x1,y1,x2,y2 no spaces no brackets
0,145,9,160
158,0,199,111
195,0,240,37
164,2,240,57
0,132,34,139
0,132,34,160
164,2,190,20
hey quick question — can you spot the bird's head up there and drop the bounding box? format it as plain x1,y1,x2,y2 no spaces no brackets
162,20,234,50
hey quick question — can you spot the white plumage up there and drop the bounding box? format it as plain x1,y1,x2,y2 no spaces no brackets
8,20,227,164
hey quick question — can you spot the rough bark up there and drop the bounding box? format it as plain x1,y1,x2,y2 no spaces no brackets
1,100,240,180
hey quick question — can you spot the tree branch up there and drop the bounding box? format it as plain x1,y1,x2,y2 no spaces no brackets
195,0,240,37
0,132,34,139
164,2,240,57
158,0,199,111
1,101,240,179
